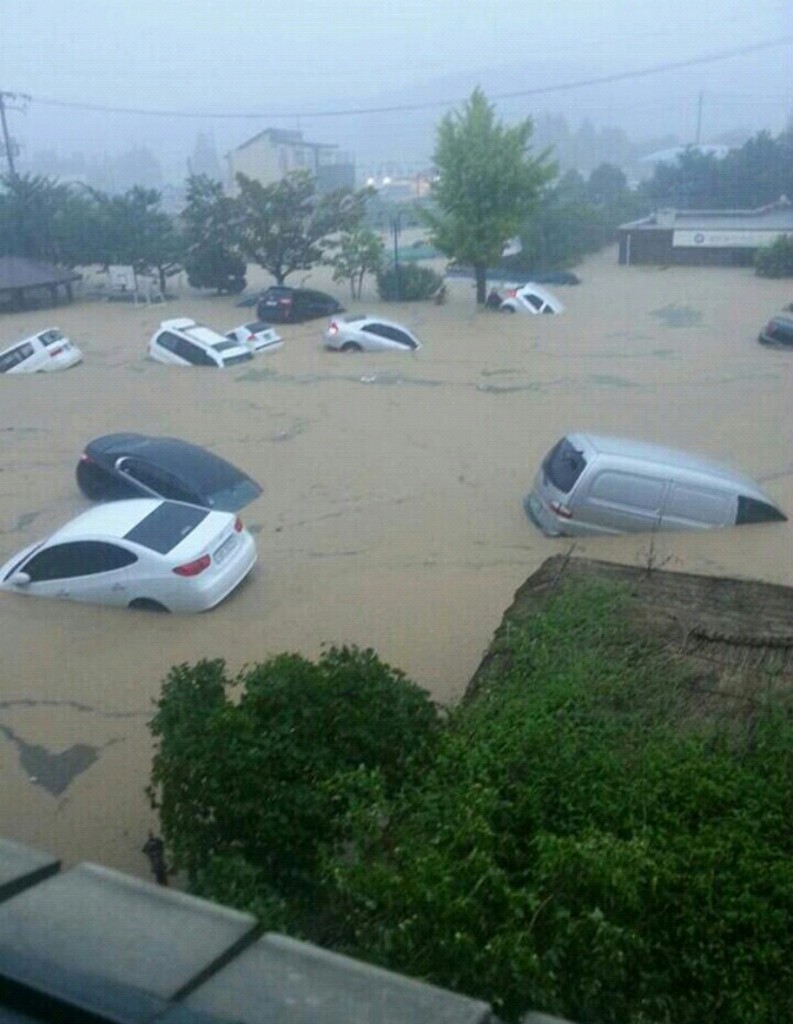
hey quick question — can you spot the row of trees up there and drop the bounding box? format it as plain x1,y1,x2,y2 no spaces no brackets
4,92,791,305
0,168,379,296
639,127,793,210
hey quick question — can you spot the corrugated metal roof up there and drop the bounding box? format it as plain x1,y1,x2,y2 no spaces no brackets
0,257,81,292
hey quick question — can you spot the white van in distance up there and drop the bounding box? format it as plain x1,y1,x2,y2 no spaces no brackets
0,328,83,374
525,433,787,536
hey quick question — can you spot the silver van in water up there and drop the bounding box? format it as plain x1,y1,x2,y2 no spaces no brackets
524,433,787,536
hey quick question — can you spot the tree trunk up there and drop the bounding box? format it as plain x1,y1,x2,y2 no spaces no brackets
474,263,487,305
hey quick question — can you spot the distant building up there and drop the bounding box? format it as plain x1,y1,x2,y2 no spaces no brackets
618,196,793,266
226,128,355,194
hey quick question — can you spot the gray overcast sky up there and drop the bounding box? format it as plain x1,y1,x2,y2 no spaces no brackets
2,0,791,167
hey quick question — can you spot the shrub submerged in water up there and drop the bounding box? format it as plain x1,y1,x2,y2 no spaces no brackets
377,262,444,301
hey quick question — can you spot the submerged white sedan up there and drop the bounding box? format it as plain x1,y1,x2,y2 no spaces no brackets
323,315,422,353
0,499,257,613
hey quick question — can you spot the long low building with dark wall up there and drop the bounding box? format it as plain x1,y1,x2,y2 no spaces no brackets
617,196,793,266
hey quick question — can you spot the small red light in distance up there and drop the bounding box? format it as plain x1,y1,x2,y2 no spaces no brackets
173,554,211,577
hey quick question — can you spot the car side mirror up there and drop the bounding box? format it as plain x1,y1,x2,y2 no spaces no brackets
10,572,31,586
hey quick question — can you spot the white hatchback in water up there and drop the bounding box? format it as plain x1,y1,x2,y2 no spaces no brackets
225,320,283,354
0,327,83,374
500,283,564,315
0,499,257,613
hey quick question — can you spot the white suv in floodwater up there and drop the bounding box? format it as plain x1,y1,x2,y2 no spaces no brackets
148,318,253,368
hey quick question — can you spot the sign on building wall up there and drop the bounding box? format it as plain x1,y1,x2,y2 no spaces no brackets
672,230,786,249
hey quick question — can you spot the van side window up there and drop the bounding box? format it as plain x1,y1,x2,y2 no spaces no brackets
543,439,587,493
736,496,787,524
0,342,34,373
590,471,666,510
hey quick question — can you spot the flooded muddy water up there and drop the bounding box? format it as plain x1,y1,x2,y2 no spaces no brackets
1,249,791,876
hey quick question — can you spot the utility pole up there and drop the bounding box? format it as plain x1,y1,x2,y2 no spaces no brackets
0,90,28,180
694,91,704,146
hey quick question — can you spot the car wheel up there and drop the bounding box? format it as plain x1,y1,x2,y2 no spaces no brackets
500,305,516,314
341,342,363,353
128,598,170,613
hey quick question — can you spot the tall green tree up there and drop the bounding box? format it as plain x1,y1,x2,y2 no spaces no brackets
92,186,180,292
181,174,246,293
235,170,369,285
0,173,68,261
326,226,385,299
423,88,556,304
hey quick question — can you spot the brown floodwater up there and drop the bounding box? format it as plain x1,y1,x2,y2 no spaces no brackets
1,248,791,877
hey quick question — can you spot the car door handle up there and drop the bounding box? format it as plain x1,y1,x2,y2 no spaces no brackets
110,583,126,592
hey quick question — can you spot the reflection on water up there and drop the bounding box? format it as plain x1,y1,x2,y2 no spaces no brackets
0,251,791,875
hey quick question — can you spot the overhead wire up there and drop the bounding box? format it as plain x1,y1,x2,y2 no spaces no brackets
12,35,793,122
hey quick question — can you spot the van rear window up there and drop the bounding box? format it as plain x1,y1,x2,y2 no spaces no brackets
543,438,587,493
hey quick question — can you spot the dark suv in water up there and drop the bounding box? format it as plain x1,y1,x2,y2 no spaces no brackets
255,286,344,323
758,313,793,349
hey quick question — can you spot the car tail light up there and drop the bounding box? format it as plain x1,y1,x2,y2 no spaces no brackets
549,500,572,519
327,322,338,336
173,554,211,577
79,453,93,463
506,289,517,298
49,346,65,357
234,517,243,532
278,298,292,306
247,334,256,342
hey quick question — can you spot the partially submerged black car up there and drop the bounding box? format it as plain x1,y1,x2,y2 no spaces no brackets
255,286,344,324
758,313,793,349
76,434,262,512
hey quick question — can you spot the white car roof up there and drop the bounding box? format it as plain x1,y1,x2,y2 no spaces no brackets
50,499,165,542
155,319,250,357
342,314,416,333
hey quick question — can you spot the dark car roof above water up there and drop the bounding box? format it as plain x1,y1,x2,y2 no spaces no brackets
85,434,260,494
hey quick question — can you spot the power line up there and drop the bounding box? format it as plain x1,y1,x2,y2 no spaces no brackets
14,35,793,122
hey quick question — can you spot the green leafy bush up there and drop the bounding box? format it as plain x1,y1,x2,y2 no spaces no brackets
149,587,793,1023
376,262,443,301
755,234,793,277
148,647,440,902
184,246,246,293
325,584,793,1024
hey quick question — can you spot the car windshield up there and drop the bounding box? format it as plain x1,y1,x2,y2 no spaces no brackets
124,503,209,554
542,438,587,494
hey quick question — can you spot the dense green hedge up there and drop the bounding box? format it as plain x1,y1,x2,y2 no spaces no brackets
149,585,792,1023
326,584,793,1023
376,262,444,300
